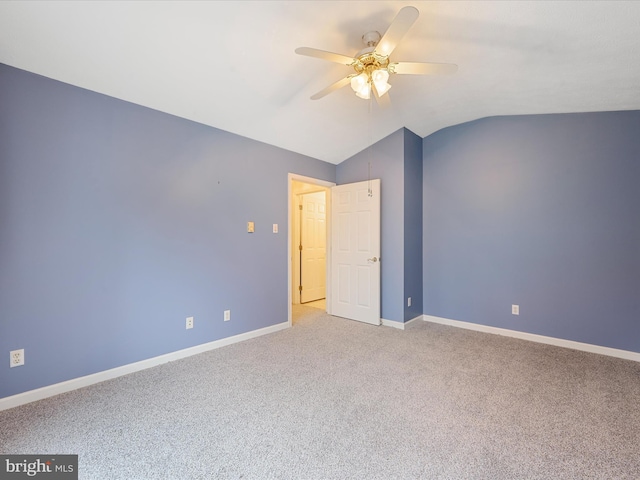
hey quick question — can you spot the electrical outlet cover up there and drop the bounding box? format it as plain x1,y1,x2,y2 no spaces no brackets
10,349,24,367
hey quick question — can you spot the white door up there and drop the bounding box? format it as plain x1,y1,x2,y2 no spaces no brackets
330,179,381,325
300,191,326,303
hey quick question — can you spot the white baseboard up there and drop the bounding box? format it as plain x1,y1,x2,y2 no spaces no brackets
423,315,640,363
381,318,404,329
381,315,422,330
0,322,290,412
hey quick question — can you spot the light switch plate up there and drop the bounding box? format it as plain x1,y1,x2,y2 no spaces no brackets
247,222,254,233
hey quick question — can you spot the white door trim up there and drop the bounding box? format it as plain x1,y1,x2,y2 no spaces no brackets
288,174,335,327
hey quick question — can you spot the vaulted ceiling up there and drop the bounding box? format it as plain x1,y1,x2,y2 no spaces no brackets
1,1,639,164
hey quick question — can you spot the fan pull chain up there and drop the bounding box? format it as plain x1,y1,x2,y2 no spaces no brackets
367,94,374,197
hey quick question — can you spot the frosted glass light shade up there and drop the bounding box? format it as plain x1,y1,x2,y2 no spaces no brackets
351,72,368,92
372,69,391,96
355,82,371,99
351,72,371,99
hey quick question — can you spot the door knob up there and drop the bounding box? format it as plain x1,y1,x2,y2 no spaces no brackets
367,257,378,263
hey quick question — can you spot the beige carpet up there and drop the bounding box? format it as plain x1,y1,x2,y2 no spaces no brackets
2,308,639,479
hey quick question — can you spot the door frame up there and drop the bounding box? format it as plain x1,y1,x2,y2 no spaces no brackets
288,173,335,327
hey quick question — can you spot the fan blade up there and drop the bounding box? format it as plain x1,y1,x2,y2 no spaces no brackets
389,62,458,75
310,75,355,100
295,47,356,66
374,6,419,57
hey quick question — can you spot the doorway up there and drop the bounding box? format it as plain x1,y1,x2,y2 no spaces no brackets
288,174,334,326
287,174,381,327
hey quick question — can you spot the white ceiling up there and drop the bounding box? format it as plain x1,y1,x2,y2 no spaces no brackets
1,1,639,164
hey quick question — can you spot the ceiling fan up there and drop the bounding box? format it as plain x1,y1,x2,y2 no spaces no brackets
295,6,457,103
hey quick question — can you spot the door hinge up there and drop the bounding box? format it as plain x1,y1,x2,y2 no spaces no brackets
299,244,303,251
299,205,303,210
298,285,303,292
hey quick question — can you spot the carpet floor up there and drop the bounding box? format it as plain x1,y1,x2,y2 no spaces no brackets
1,305,639,479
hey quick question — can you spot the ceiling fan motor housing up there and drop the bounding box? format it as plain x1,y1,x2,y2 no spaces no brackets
354,31,389,75
362,31,381,47
353,51,390,75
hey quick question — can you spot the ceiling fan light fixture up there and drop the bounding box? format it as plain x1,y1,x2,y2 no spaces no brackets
350,72,368,92
374,81,391,97
372,69,391,97
371,68,389,84
296,6,458,102
351,72,372,99
355,82,371,100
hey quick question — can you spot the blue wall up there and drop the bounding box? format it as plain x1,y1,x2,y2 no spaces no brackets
337,129,405,323
337,128,423,324
403,130,423,321
422,112,640,353
4,60,639,400
0,64,335,398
